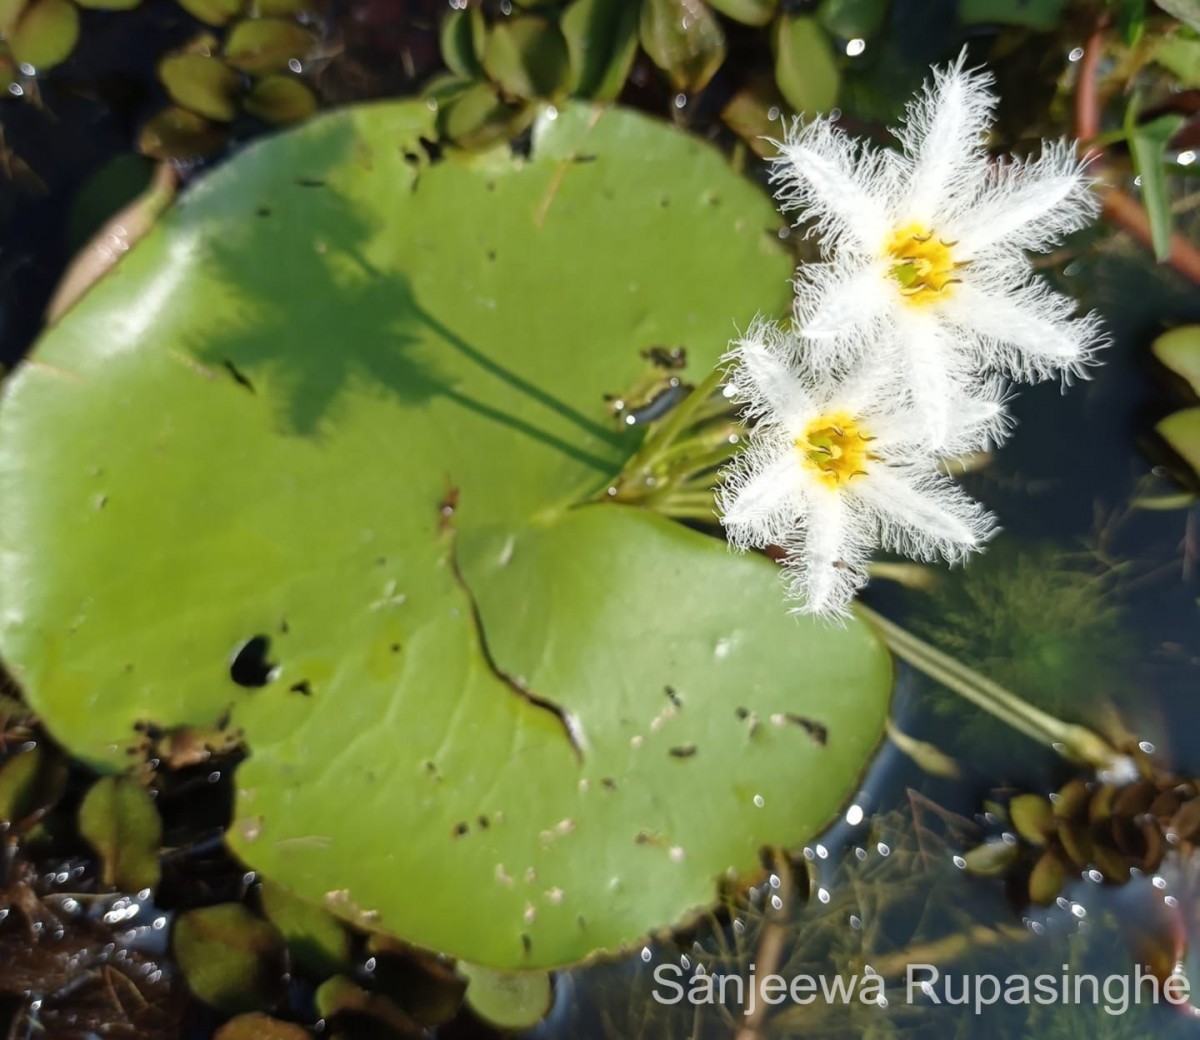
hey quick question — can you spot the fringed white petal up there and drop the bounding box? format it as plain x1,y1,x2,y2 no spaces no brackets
768,118,896,252
722,318,815,422
888,309,979,451
940,277,1106,383
717,434,806,552
949,140,1099,256
794,260,892,343
897,52,997,226
851,467,996,563
778,489,872,620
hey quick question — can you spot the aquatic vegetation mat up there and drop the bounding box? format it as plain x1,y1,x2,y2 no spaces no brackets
0,100,892,969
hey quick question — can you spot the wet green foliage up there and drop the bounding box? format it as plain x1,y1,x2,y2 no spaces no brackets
78,775,163,891
1154,325,1200,486
0,100,893,970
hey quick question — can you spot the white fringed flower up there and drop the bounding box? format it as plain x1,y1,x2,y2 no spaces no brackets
717,319,999,619
769,53,1105,444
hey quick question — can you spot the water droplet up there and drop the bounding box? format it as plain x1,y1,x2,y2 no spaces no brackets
673,93,687,110
845,804,864,826
952,855,966,869
753,794,764,808
1153,875,1167,889
766,106,780,121
1179,150,1196,166
545,105,558,121
640,946,652,962
288,58,302,73
817,887,830,904
1139,740,1156,753
845,38,866,57
1068,46,1084,62
876,842,890,857
815,844,828,860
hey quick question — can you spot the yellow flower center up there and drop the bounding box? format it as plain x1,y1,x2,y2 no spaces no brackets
884,223,960,304
796,412,875,488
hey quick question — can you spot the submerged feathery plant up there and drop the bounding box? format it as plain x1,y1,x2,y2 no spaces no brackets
715,53,1106,618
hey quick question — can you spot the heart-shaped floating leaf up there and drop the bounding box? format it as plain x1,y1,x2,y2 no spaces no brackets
0,101,891,968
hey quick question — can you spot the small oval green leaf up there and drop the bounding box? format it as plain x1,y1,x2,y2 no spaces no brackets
215,1014,311,1040
9,0,79,72
1158,406,1200,481
439,5,486,78
78,776,163,892
482,15,570,99
1010,793,1055,846
173,904,286,1013
1153,325,1200,397
772,13,839,115
159,53,243,122
74,0,141,11
639,0,726,94
707,0,778,26
176,0,242,25
560,0,640,100
138,106,229,161
223,17,315,75
242,74,318,124
817,0,888,38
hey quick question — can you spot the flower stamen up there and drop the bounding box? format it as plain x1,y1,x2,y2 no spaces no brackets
796,412,874,488
884,223,960,305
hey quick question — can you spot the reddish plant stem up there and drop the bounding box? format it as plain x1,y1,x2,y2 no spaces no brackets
1075,20,1200,287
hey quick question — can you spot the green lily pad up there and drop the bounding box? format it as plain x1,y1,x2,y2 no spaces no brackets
1153,325,1200,396
0,101,890,968
8,0,79,72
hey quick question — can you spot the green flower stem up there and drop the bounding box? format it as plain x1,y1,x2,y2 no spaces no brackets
608,366,728,500
854,603,1120,770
